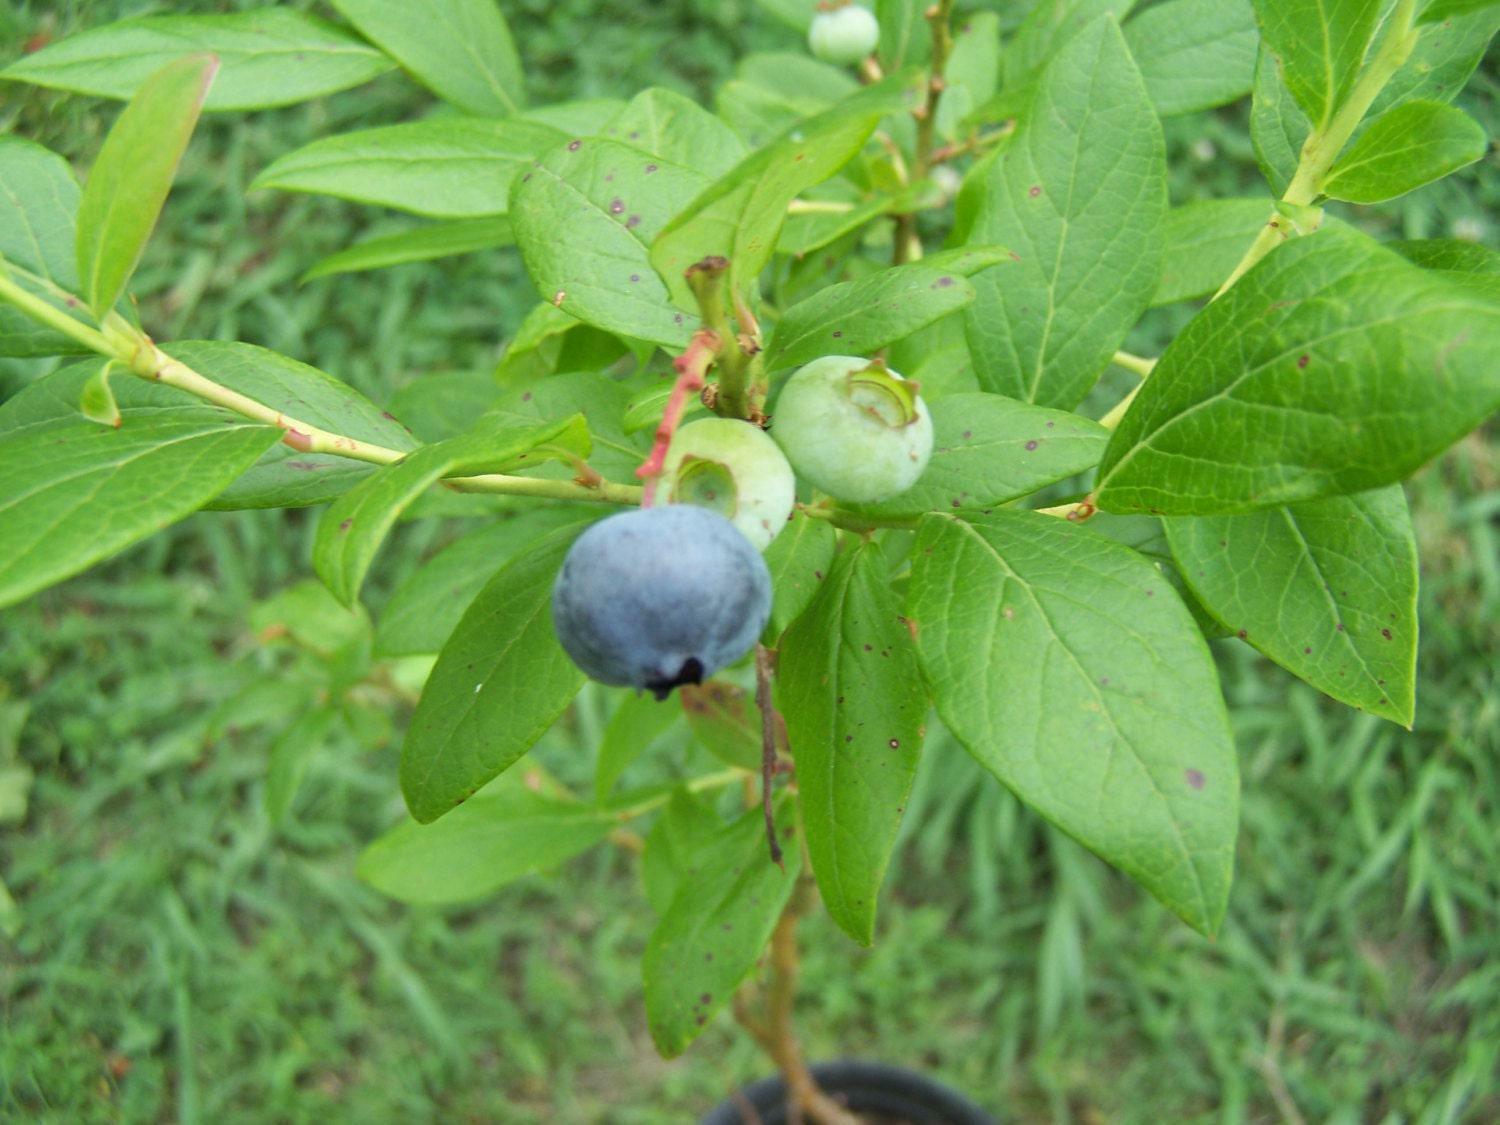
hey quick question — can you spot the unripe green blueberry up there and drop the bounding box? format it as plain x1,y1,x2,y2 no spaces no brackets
772,356,933,503
662,418,795,551
808,3,880,67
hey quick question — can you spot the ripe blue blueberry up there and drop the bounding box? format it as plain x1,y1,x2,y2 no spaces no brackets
772,355,934,502
662,418,796,550
551,505,772,698
808,3,881,66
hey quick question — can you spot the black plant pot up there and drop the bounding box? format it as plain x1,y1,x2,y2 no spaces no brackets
702,1059,996,1125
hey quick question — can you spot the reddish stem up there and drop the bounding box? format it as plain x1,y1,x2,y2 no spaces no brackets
754,644,784,869
636,329,719,506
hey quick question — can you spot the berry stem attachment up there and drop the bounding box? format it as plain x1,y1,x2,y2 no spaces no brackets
1034,498,1097,522
686,255,754,420
637,329,719,505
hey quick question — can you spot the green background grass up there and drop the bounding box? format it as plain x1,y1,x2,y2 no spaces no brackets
1,1,1497,1121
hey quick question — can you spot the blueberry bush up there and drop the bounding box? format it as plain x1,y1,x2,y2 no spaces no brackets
1,0,1496,1117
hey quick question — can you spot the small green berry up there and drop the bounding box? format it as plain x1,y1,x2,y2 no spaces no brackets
771,356,933,503
662,417,796,551
808,4,880,67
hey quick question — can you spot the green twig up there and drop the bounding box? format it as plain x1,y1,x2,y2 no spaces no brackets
1214,0,1419,297
0,269,115,355
0,269,645,507
795,502,919,533
1110,350,1157,381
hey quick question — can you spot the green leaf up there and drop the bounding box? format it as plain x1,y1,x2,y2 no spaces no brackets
1419,0,1500,21
1320,100,1487,203
1080,512,1230,638
777,540,925,944
329,0,526,117
850,392,1109,517
360,787,615,904
302,217,512,281
754,0,817,31
762,513,837,638
75,54,217,317
1370,7,1500,112
680,681,764,772
736,53,860,107
0,285,86,359
0,137,80,287
1248,47,1309,194
623,381,706,436
79,362,121,428
876,0,932,71
385,372,497,444
314,415,584,607
906,511,1238,934
0,186,114,358
956,17,1166,409
1151,197,1273,306
1164,487,1418,725
886,312,980,399
252,118,562,219
1250,0,1379,128
643,797,801,1057
777,189,896,258
1002,0,1137,94
936,13,1001,140
163,341,419,510
1123,0,1258,116
765,262,984,371
265,707,340,826
483,372,646,480
0,345,402,506
651,74,922,309
641,791,725,914
596,692,681,799
525,98,629,135
495,304,580,382
512,135,707,349
375,507,597,657
250,579,371,659
600,88,747,179
1096,226,1500,515
399,526,588,823
0,411,279,609
1,10,392,111
1390,238,1500,274
1251,9,1499,193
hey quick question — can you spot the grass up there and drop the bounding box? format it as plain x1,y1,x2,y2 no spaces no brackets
1,1,1498,1121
